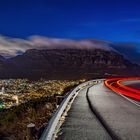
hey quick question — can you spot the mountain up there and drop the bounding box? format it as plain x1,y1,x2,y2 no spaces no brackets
0,35,139,64
0,48,139,80
0,55,5,61
0,35,139,79
110,43,140,65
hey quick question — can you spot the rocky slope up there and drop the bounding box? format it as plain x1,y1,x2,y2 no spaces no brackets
0,48,139,79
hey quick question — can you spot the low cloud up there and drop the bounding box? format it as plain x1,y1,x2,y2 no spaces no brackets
0,35,114,57
0,35,33,57
29,35,114,50
0,35,139,65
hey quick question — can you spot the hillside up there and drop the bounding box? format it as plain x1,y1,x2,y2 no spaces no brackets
0,48,139,79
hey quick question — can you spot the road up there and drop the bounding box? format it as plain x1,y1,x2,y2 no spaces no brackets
56,79,140,140
88,81,140,140
57,85,112,140
122,80,140,90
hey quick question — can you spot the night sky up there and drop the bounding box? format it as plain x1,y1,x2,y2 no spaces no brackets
0,0,139,42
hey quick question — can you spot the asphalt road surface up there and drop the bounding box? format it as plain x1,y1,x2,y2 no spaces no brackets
57,85,112,140
88,81,140,140
122,80,140,90
57,80,140,140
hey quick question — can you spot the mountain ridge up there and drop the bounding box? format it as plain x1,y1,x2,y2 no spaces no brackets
0,48,139,80
0,35,139,64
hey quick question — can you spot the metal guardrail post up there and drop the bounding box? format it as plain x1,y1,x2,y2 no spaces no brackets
27,123,36,140
56,96,64,105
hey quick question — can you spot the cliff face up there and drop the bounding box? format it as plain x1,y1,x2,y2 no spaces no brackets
0,49,139,79
12,49,134,68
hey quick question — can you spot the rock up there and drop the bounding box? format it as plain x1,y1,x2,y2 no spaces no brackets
0,49,139,79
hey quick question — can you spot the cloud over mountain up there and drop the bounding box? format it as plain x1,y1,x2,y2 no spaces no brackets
0,35,114,57
0,35,33,57
0,35,139,65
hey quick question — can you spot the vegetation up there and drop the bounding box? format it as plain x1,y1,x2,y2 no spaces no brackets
0,80,82,140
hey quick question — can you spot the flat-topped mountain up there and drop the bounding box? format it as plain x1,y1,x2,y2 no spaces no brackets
0,48,139,79
0,36,139,79
0,35,139,64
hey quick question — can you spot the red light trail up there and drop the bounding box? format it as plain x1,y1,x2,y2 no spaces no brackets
104,77,140,101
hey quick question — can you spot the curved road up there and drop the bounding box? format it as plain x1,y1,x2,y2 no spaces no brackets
56,79,140,140
88,80,140,140
57,85,112,140
122,80,140,90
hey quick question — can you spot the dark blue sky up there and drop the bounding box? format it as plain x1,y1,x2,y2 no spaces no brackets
0,0,140,43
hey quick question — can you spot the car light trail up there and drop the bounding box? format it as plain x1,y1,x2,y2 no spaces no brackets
105,77,140,101
117,80,140,94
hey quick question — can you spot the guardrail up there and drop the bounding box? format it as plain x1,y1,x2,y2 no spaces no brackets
40,80,96,140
